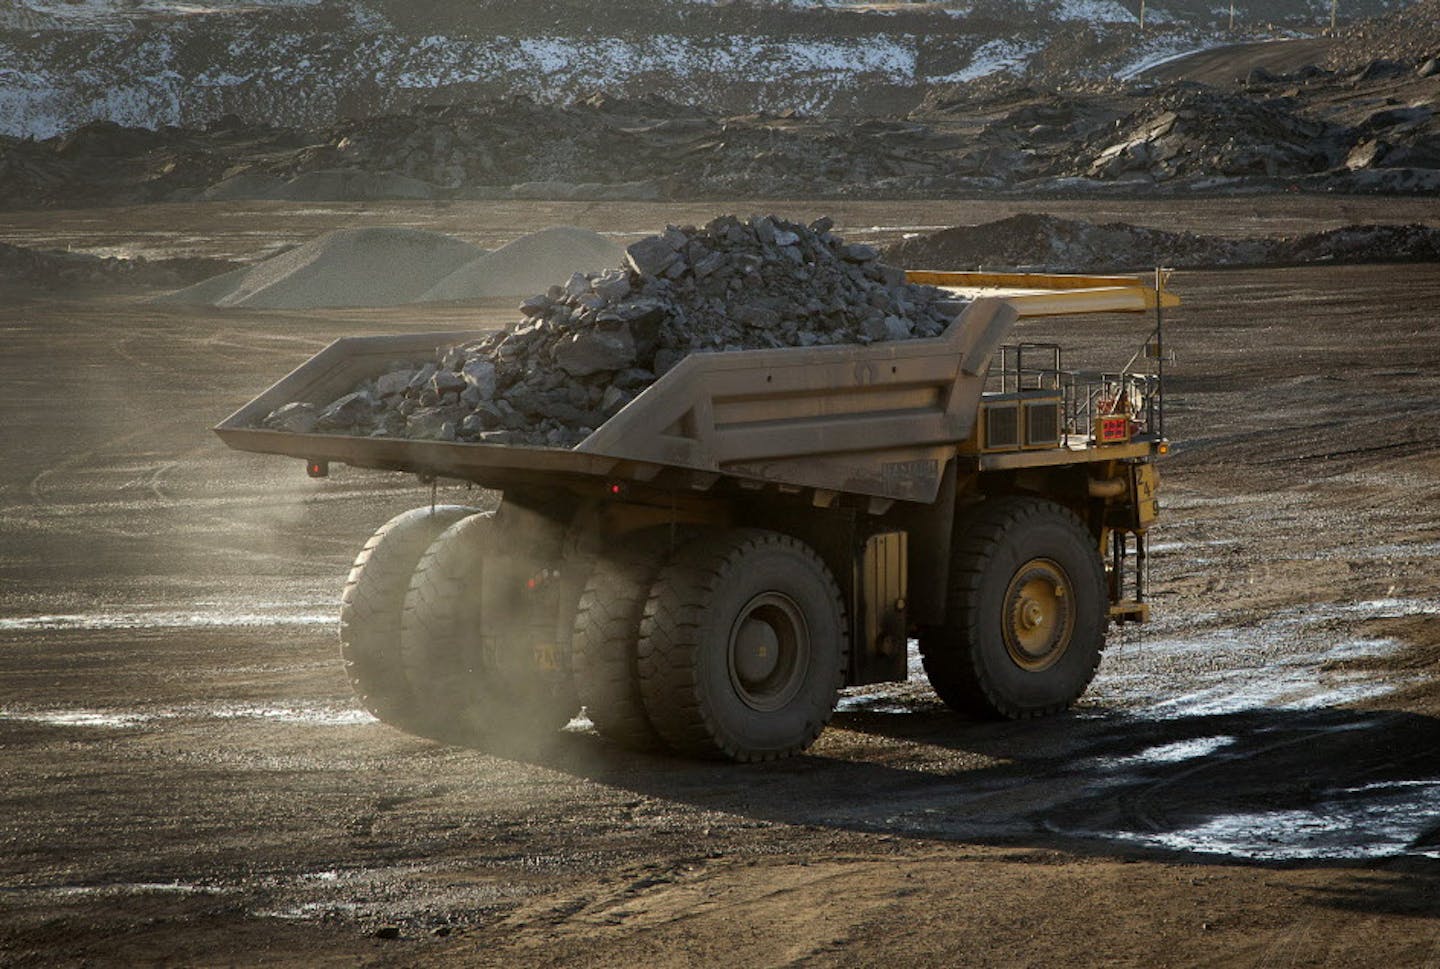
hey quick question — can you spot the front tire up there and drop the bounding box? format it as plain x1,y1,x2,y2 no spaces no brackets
919,497,1107,719
636,529,848,762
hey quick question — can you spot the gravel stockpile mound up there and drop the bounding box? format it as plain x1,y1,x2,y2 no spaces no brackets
420,226,623,303
161,225,623,309
158,227,483,309
260,215,959,449
883,215,1440,273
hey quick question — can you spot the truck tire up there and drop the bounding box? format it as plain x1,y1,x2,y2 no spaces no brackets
400,511,575,747
919,497,1107,720
571,528,681,751
636,529,848,762
338,504,478,732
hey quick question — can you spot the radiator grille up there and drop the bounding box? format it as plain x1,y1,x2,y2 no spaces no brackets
985,404,1020,449
1025,401,1060,447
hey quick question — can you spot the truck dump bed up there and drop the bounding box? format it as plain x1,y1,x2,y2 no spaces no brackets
215,272,1176,504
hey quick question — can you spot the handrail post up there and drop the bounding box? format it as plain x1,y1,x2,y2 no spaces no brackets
1155,267,1166,441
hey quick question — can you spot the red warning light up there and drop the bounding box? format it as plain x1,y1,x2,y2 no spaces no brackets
526,578,537,590
306,459,329,478
608,482,624,496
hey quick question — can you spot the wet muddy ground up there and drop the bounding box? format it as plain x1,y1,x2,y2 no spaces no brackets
1,198,1438,966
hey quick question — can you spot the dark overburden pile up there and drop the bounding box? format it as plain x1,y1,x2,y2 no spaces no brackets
1069,87,1337,183
0,241,236,294
883,214,1440,274
259,215,959,448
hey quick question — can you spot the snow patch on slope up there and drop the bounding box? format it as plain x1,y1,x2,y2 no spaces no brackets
1055,0,1138,21
1115,36,1224,78
934,38,1044,82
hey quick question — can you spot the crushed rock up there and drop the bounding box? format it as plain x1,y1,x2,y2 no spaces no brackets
259,215,960,449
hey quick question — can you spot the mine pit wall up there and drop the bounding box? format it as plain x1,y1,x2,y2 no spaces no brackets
1,0,1423,138
0,9,1301,138
0,28,956,137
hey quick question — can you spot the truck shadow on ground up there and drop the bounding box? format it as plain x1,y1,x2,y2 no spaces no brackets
540,703,1440,878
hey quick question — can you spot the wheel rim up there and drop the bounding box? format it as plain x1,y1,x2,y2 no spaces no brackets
727,592,810,712
1001,559,1075,672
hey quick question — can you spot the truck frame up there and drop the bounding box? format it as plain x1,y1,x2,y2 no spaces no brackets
217,270,1178,761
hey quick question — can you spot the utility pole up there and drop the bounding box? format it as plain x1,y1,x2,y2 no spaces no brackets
1139,0,1145,29
1331,0,1338,31
1229,1,1236,31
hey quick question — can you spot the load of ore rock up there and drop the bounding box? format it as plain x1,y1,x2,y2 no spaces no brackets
259,215,961,448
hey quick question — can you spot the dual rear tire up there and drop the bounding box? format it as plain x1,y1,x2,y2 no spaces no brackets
634,530,848,762
400,509,576,747
574,528,848,761
571,529,675,751
338,504,477,735
340,503,575,747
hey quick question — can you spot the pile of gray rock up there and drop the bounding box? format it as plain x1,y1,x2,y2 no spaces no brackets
1072,88,1335,183
1064,83,1440,191
260,215,957,448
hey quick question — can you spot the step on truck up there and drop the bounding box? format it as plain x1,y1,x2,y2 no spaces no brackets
217,270,1177,761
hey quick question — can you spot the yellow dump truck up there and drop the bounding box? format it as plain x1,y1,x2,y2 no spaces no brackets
217,270,1177,761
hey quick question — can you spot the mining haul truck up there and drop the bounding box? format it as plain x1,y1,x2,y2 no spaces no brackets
217,270,1176,762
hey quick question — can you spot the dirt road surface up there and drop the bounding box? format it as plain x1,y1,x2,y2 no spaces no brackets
2,198,1438,966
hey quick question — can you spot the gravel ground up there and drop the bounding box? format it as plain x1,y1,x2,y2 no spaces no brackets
0,198,1437,967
